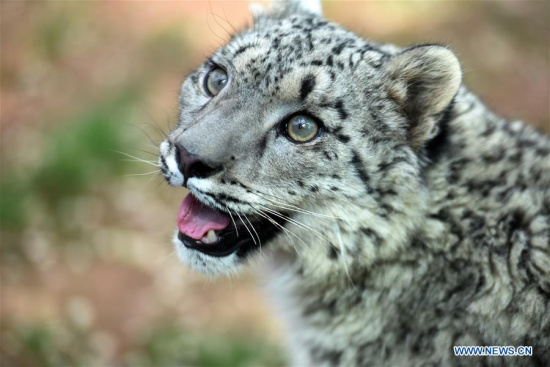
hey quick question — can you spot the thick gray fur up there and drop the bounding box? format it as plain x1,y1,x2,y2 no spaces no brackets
159,1,550,365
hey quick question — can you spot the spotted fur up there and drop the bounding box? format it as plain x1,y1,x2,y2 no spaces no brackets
159,1,550,365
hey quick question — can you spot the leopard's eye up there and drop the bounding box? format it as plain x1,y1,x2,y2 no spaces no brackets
286,114,319,143
205,67,228,96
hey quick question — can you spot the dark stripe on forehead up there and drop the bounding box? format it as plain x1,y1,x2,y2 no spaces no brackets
335,100,349,120
300,74,316,100
234,44,252,56
351,150,372,194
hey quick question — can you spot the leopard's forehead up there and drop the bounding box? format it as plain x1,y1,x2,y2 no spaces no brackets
210,14,391,96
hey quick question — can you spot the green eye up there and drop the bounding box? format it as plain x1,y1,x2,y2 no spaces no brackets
286,114,319,143
205,67,228,96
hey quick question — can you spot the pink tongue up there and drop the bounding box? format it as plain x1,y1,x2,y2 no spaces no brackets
177,194,231,240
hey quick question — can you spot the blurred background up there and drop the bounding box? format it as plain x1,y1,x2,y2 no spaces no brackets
1,1,548,366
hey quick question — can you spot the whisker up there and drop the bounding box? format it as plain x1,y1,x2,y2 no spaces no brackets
120,158,159,165
247,188,346,220
125,170,161,177
227,210,239,237
129,147,160,158
114,151,160,167
236,212,257,246
243,214,262,253
145,171,165,189
258,205,332,245
251,208,308,255
132,122,165,148
253,205,327,256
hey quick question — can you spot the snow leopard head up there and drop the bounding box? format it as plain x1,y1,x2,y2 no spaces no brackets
159,0,461,278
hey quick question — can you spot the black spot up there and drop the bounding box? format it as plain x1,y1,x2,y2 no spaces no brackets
360,227,382,246
212,192,245,205
474,273,486,294
234,45,251,56
481,148,505,163
306,33,314,50
314,349,342,365
326,55,333,66
379,188,397,196
310,186,318,193
332,41,347,55
311,59,323,66
336,134,351,143
300,74,316,100
351,151,372,193
536,146,550,156
323,151,332,160
297,180,304,187
481,124,497,137
328,245,340,259
257,135,268,160
335,100,349,120
330,186,339,191
332,174,340,179
505,210,526,234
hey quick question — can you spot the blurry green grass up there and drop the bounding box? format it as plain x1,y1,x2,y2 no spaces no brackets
1,321,286,367
0,88,142,231
33,89,140,206
130,324,286,367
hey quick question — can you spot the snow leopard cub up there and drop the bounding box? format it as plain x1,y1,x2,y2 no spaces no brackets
158,0,550,365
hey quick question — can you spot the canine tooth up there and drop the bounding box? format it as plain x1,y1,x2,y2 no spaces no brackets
207,230,217,242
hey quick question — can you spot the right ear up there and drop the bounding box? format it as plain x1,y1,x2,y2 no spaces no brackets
385,45,462,149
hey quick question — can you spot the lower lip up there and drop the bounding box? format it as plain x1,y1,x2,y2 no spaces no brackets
178,231,246,257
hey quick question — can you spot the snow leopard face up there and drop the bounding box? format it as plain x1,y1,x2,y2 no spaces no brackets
159,0,461,277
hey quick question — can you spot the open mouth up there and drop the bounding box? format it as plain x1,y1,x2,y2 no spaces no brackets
176,193,285,257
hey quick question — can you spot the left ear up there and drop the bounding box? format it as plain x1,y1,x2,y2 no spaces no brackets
269,0,322,17
385,45,462,149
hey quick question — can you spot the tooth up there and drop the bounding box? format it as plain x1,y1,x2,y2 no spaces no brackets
207,230,217,242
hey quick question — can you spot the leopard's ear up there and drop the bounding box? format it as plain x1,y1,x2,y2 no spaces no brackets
385,45,461,149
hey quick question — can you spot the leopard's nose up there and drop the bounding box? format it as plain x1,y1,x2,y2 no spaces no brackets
175,144,222,186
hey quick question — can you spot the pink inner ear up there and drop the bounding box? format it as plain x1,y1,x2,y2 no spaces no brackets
177,194,231,240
